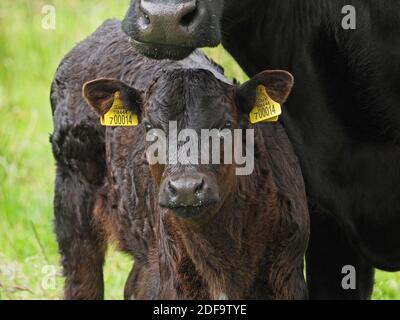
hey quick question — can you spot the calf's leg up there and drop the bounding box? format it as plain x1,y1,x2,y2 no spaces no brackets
124,264,141,300
51,123,107,300
54,169,107,300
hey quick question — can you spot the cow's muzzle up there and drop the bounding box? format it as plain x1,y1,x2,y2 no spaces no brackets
122,0,221,60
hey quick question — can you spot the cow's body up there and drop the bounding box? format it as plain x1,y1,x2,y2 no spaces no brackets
51,20,309,299
221,0,400,299
123,0,400,299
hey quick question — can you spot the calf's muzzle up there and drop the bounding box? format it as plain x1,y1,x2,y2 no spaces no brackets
159,173,220,219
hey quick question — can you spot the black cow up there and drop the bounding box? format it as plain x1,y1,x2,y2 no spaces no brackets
123,0,400,299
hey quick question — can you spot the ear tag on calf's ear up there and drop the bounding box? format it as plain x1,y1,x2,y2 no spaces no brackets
249,85,282,124
101,91,139,127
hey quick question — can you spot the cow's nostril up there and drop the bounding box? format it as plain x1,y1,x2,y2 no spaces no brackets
180,5,198,27
138,3,151,25
143,13,150,25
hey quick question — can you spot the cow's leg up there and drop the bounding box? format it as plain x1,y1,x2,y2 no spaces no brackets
306,209,375,300
54,168,107,300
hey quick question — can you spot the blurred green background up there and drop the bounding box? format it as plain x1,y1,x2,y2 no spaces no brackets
0,0,398,300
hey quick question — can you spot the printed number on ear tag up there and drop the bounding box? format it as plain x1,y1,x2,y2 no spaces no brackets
101,91,139,127
249,85,282,124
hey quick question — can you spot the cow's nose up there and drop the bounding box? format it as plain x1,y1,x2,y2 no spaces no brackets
166,175,205,207
137,0,199,45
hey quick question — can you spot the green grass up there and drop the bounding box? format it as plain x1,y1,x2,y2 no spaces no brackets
0,0,399,300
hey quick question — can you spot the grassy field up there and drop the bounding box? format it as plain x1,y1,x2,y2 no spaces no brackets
0,0,399,300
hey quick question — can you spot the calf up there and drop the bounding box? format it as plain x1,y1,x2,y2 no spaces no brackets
51,19,309,299
123,0,400,299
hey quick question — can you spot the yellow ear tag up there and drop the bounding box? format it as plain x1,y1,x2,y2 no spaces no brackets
100,91,139,127
249,85,282,124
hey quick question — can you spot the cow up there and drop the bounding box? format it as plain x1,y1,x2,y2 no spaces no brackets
122,0,400,299
50,19,309,300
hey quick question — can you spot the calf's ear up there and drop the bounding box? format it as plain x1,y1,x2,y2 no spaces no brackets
82,78,142,116
236,70,294,113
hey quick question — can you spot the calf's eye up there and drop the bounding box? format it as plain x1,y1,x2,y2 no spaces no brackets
144,122,154,133
221,121,233,130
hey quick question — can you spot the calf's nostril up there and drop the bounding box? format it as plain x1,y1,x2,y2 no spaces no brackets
194,178,205,195
167,181,177,196
143,13,151,25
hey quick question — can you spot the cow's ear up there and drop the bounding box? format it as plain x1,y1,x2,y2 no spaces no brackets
82,78,142,117
236,70,294,113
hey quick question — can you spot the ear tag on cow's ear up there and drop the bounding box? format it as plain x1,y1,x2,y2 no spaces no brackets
100,91,139,127
249,85,282,124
